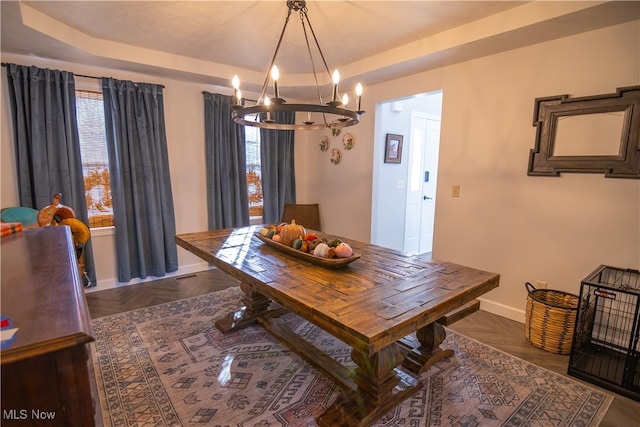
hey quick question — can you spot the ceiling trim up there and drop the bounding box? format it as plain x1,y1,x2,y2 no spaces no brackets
11,1,640,100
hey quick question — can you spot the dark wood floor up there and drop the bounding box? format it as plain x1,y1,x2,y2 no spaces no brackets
85,268,638,426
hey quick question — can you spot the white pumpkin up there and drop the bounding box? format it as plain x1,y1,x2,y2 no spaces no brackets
313,243,330,258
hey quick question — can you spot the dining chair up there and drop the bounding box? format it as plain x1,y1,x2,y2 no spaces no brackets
281,203,321,231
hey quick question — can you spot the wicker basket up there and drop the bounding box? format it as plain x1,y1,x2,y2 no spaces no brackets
524,282,579,355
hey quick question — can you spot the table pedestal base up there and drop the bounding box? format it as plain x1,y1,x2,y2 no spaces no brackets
401,322,454,375
214,282,272,332
317,345,422,427
215,282,455,426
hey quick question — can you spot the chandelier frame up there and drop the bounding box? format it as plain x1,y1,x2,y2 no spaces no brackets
231,0,364,131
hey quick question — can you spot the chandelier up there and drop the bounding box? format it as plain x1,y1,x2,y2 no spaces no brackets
230,0,364,131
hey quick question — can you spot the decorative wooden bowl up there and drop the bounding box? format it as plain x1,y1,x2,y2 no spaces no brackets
254,233,360,268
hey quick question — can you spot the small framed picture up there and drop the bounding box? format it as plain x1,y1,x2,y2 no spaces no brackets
384,134,403,163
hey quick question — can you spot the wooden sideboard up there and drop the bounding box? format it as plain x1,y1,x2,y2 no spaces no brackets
1,227,99,426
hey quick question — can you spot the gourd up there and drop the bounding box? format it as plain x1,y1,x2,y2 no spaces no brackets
335,243,353,258
313,243,330,258
280,220,305,246
327,238,342,248
292,238,303,250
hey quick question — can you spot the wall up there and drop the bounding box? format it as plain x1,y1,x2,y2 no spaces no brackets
295,20,640,321
2,21,639,320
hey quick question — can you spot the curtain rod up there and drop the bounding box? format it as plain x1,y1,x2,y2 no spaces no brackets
1,62,165,88
201,91,257,103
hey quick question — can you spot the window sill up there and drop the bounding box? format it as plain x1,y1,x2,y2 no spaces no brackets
90,226,115,237
249,216,264,225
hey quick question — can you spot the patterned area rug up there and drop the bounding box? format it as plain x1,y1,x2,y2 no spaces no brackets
91,287,612,426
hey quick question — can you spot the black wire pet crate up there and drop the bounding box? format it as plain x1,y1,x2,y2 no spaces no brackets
568,265,640,401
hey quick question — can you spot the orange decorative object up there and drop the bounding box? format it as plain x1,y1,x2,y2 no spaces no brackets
280,220,306,247
0,222,23,237
60,218,91,245
37,193,76,227
36,194,91,286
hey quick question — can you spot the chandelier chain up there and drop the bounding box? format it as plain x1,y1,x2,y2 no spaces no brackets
299,10,329,127
301,9,332,80
258,6,294,103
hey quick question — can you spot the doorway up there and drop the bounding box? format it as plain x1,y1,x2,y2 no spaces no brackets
370,91,443,254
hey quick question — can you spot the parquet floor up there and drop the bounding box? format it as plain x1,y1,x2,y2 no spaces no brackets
85,268,638,426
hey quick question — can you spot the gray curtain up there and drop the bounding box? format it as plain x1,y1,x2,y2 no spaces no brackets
203,92,250,229
260,111,296,223
6,63,96,286
102,78,178,282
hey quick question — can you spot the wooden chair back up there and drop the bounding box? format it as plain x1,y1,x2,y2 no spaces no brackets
281,203,321,231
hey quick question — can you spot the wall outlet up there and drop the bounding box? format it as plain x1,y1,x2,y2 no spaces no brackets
452,185,460,198
535,280,548,289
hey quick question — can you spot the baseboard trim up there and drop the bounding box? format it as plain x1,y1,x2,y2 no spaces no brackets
478,297,525,324
85,262,212,293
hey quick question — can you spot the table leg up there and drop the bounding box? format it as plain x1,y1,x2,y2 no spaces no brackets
401,321,454,375
214,282,271,333
317,344,421,426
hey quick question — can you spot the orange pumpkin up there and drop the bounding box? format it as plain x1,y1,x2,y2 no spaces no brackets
280,220,305,246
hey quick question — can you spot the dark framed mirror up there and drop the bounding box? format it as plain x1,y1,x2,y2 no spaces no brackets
528,86,640,179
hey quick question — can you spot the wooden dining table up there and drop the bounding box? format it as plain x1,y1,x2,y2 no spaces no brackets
176,226,499,426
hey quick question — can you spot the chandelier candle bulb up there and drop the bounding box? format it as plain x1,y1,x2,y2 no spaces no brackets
338,94,350,122
356,83,363,111
332,69,340,102
271,65,280,99
232,75,241,106
264,97,273,122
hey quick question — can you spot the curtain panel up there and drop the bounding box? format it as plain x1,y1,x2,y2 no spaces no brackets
6,63,96,285
260,111,296,224
203,92,250,229
102,78,178,282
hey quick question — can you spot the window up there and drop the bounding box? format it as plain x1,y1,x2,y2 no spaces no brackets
245,117,263,218
76,90,113,228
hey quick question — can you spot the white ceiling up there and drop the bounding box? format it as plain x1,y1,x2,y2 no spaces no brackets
2,1,639,100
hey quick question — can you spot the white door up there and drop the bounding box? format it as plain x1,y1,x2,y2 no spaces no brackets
420,116,440,253
403,112,440,254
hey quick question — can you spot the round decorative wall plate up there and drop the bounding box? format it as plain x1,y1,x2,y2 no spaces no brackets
330,148,342,165
319,136,330,151
343,133,354,150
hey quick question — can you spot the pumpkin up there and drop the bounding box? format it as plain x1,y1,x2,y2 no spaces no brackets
280,220,305,246
313,243,330,257
335,243,353,258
